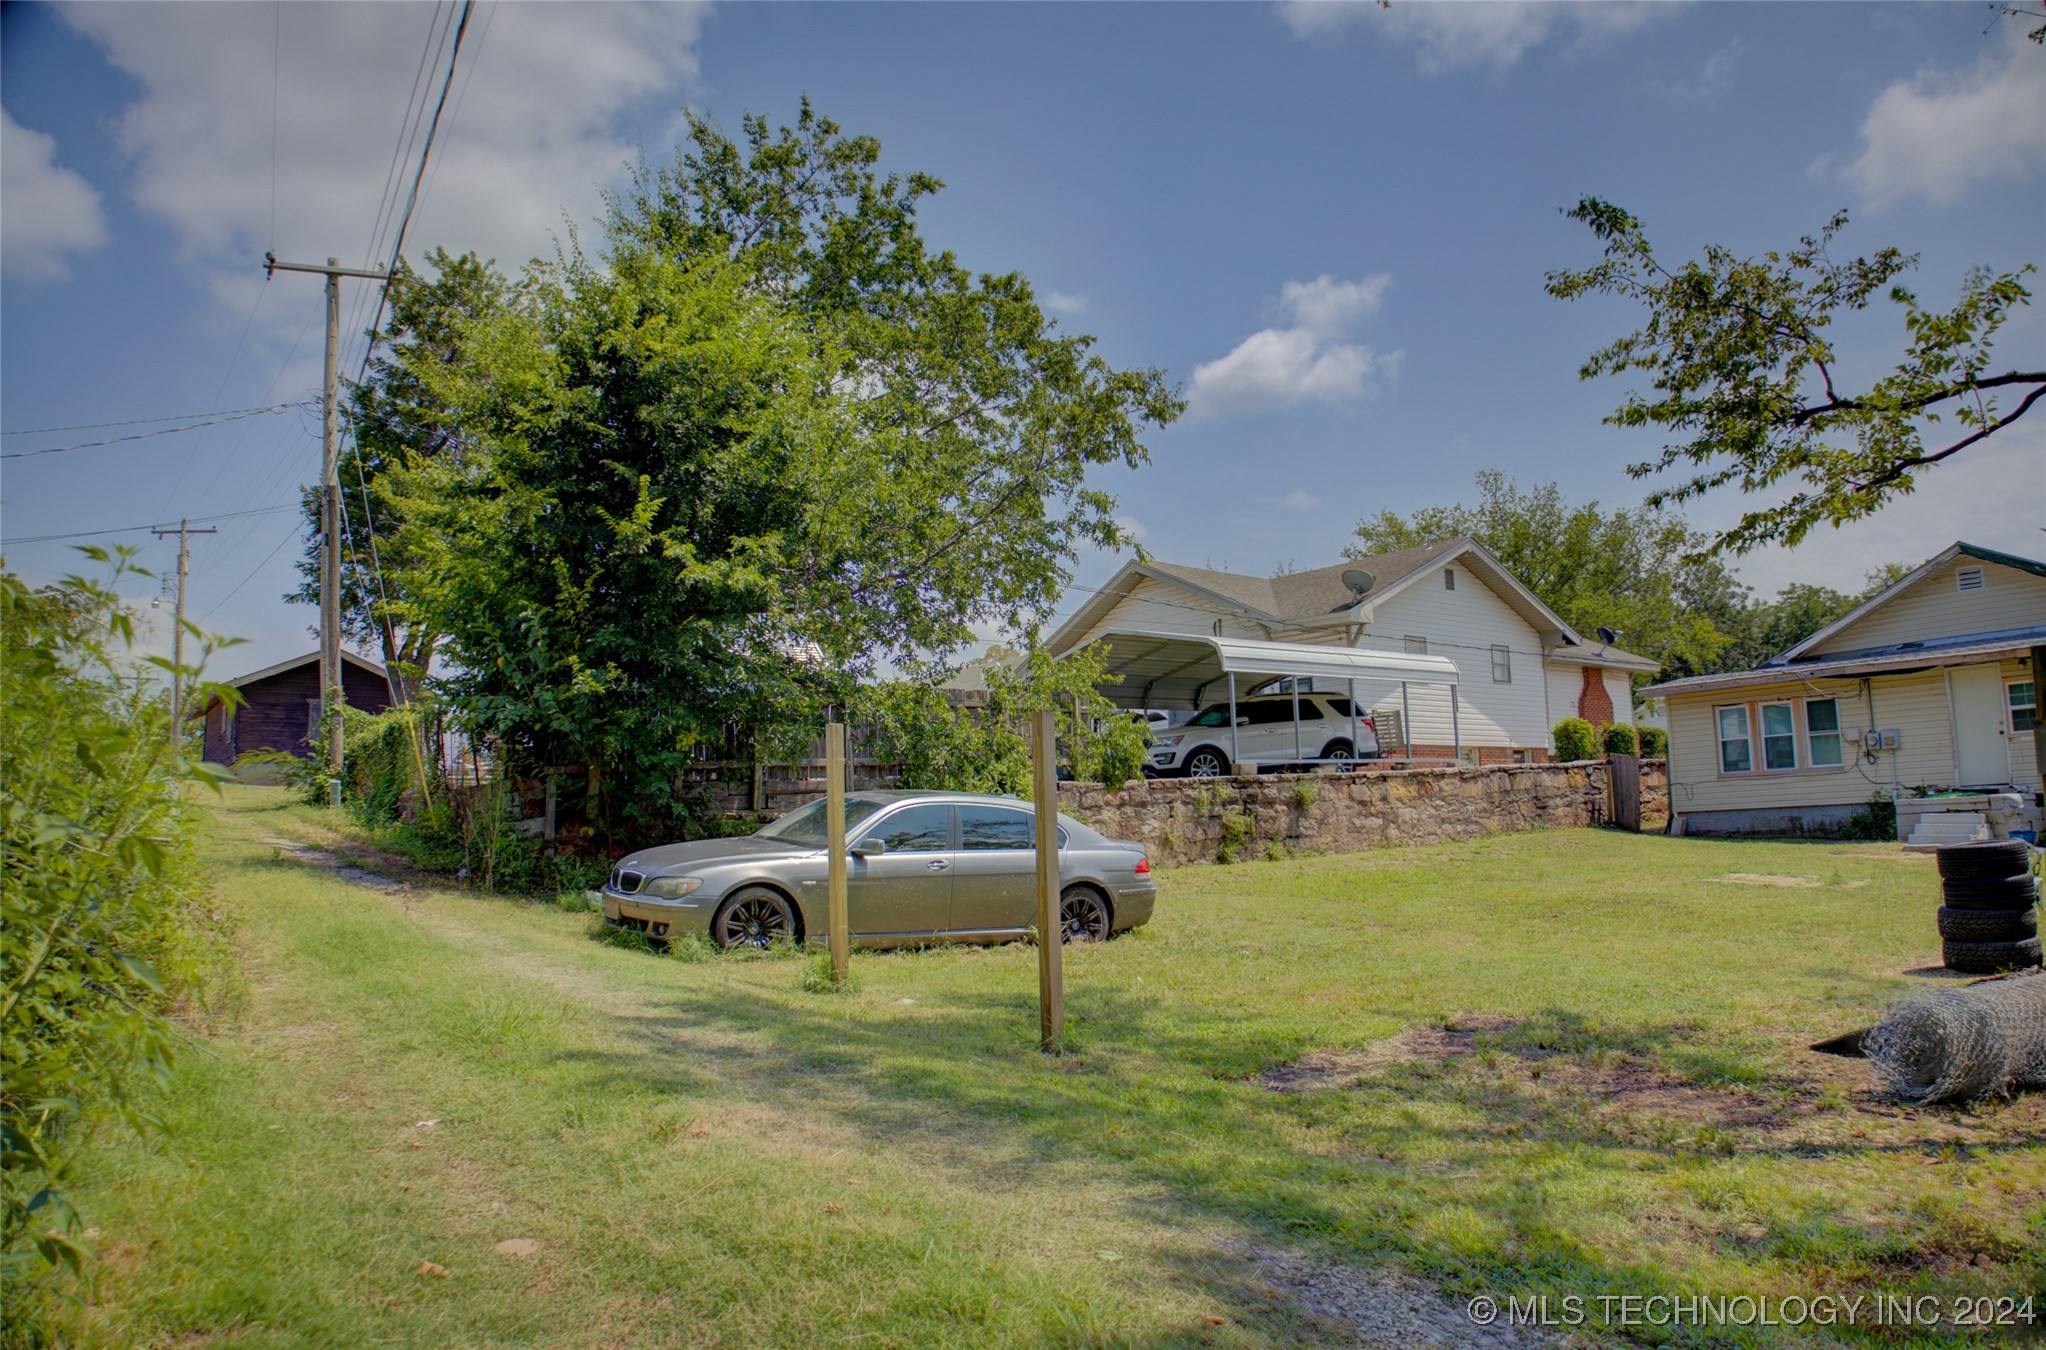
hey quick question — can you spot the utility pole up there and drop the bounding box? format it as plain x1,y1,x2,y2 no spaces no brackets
264,252,391,805
150,519,218,753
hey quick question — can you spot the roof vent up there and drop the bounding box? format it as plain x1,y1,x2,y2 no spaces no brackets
1956,565,1985,592
1340,567,1376,600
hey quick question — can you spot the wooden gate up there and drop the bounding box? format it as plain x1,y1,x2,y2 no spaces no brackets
1609,753,1641,833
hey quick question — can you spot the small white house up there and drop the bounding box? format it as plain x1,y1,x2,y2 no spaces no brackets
1643,542,2044,837
1046,537,1658,762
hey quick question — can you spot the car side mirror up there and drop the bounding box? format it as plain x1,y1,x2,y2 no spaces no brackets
850,838,886,858
1235,715,1250,727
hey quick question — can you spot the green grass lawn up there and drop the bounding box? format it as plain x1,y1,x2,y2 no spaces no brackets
44,786,2045,1346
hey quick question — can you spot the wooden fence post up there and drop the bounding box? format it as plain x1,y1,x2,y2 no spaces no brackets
1610,752,1642,833
826,722,850,985
1033,710,1064,1053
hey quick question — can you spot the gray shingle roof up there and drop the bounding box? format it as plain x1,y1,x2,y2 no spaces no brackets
1147,539,1467,622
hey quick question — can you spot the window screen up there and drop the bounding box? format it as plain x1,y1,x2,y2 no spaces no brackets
1490,645,1511,683
1760,703,1798,770
1717,706,1752,773
1805,699,1843,767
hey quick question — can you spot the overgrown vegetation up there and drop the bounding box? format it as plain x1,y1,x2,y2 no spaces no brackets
854,644,1149,796
1839,792,1898,842
0,556,235,1343
1599,722,1639,757
326,103,1178,838
1638,724,1668,758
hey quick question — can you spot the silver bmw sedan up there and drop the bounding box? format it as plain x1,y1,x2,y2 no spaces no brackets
600,790,1157,950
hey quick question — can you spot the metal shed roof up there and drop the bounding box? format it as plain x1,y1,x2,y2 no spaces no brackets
1076,629,1460,708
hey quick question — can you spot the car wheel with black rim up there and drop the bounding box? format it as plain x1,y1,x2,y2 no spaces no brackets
1182,747,1230,778
711,886,798,950
1060,885,1111,943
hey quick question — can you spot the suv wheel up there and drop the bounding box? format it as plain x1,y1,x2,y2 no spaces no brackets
1182,747,1230,778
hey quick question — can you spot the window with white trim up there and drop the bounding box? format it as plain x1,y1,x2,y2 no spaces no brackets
1490,644,1511,683
1403,636,1428,655
1759,702,1798,770
2011,680,2038,734
1804,698,1843,767
1717,705,1752,773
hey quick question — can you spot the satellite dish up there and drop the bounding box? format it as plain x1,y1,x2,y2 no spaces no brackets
1341,567,1377,598
1596,626,1619,645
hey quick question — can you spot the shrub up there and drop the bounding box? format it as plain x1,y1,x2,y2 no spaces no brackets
1839,793,1896,842
1,557,234,1321
1638,725,1668,758
1552,717,1598,762
1290,781,1317,811
1600,723,1639,757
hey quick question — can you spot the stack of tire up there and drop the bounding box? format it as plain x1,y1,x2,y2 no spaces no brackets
1938,839,2042,974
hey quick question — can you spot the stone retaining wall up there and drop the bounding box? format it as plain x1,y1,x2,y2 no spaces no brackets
1057,759,1669,867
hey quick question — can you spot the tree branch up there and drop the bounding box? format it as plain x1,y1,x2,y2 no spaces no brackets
1851,382,2046,492
1789,369,2045,427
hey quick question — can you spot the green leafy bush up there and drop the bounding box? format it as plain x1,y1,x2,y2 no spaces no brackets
1600,723,1639,757
1552,717,1598,762
1839,793,1896,842
1639,725,1668,758
1,557,235,1326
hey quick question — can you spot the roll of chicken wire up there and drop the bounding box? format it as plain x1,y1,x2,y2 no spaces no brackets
1863,972,2046,1105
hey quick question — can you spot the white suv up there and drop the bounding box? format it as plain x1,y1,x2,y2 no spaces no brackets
1146,694,1379,778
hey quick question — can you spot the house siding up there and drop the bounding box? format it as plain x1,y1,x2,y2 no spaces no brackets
1354,574,1551,750
203,659,393,765
1075,576,1262,647
1814,557,2046,655
1664,669,1959,819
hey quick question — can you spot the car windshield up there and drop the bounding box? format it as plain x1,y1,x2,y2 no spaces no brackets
755,797,886,846
1187,704,1235,727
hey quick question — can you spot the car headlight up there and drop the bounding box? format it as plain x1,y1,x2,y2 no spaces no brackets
1156,734,1183,747
643,876,703,900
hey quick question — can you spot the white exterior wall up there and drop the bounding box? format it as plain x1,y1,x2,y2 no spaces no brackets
1352,570,1551,749
1606,670,1637,724
1074,576,1264,647
1817,557,2046,654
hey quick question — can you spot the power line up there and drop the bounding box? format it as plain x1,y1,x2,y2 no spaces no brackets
1,403,312,459
2,504,299,547
1,402,309,437
200,517,305,621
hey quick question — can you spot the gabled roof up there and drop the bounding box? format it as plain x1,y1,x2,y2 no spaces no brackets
222,649,387,689
1775,541,2046,665
1642,626,2046,698
1048,537,1590,656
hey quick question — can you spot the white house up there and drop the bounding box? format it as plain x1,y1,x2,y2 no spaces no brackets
1046,537,1658,762
1643,542,2045,838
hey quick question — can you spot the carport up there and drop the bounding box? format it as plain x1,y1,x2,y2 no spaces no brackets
1070,629,1465,770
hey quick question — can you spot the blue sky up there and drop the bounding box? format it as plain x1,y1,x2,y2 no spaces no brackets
4,1,2042,676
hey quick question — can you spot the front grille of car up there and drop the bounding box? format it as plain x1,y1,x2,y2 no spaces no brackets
614,869,645,895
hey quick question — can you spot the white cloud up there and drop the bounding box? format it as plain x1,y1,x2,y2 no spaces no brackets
1044,290,1089,315
1115,515,1148,542
61,3,708,321
1188,272,1402,418
1,109,111,281
1278,272,1388,336
1278,1,1675,75
1674,37,1744,101
1280,490,1321,511
1835,27,2046,208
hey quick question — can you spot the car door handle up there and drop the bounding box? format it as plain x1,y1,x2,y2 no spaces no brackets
926,859,951,872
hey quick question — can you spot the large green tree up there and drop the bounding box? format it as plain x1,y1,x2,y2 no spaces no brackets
1546,199,2039,554
1347,471,1746,677
384,106,1179,834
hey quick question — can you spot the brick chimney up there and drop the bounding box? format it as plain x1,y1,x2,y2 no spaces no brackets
1578,666,1614,725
